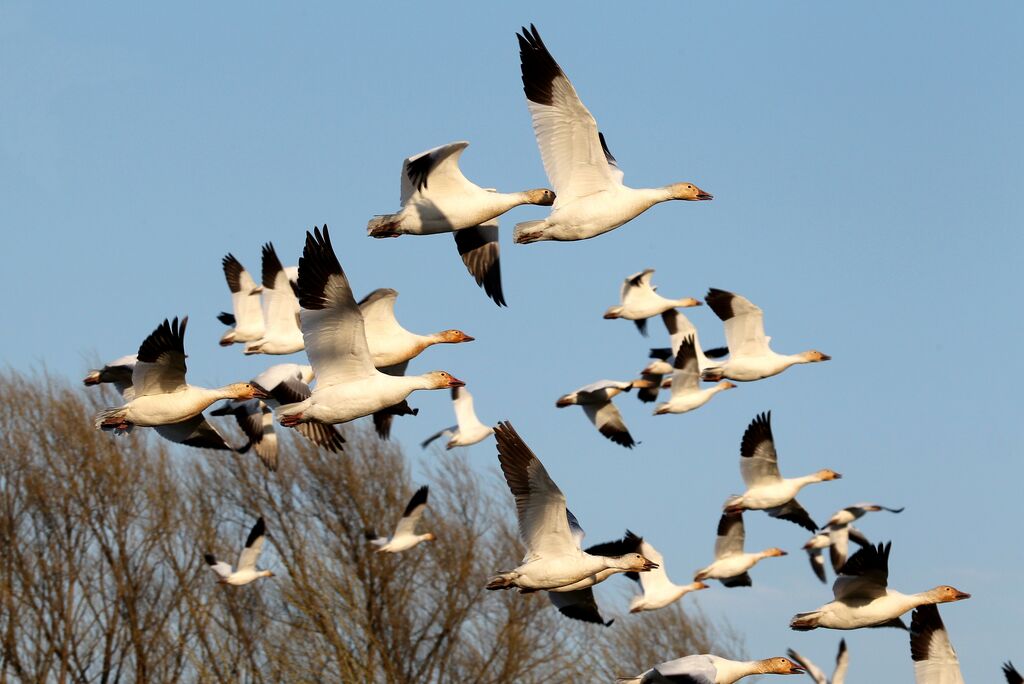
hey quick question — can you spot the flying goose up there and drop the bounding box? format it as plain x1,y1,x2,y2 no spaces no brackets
723,412,841,532
790,542,970,631
83,354,138,399
513,25,712,244
365,485,436,553
421,386,494,450
276,226,464,428
94,318,267,434
217,253,265,346
786,640,849,684
625,538,709,613
636,310,727,403
910,604,964,683
603,269,701,335
358,288,474,369
701,288,830,382
803,526,869,584
366,141,553,238
653,335,736,415
243,243,304,356
618,654,805,684
486,422,656,591
555,379,646,448
824,503,905,529
694,512,786,588
204,517,275,585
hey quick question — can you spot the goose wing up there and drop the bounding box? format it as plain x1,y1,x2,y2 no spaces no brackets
454,219,505,307
399,141,475,205
296,226,377,388
548,588,612,626
739,411,781,486
631,539,672,595
582,401,635,448
393,485,429,538
833,639,850,684
620,269,655,302
452,385,485,431
807,545,828,584
785,649,827,684
832,542,890,602
599,131,625,185
669,335,700,395
1004,662,1023,684
236,517,266,572
705,288,770,357
154,414,233,451
204,554,233,579
358,288,409,345
517,24,619,205
260,243,302,337
132,317,188,397
767,499,818,532
714,511,746,559
651,655,717,684
222,253,264,331
910,605,964,684
494,422,575,558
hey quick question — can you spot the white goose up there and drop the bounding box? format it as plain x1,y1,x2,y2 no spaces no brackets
277,226,464,427
723,412,841,532
694,512,787,587
486,422,656,591
702,288,830,382
358,288,474,369
421,386,494,450
555,379,644,448
366,141,554,238
618,654,805,684
513,25,712,244
790,542,970,631
786,640,849,684
94,318,268,434
825,502,905,528
86,353,239,452
910,605,965,684
204,517,275,586
626,538,709,613
217,253,265,347
654,335,736,415
244,243,304,356
603,269,701,335
365,485,436,553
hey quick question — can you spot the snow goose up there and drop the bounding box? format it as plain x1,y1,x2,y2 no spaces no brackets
824,503,904,529
204,517,275,586
910,605,964,684
365,485,435,553
486,422,657,591
618,654,804,683
723,412,841,532
359,288,474,369
555,379,643,448
790,542,970,631
421,386,494,450
277,226,464,427
803,526,869,584
366,141,553,238
547,587,613,626
694,512,786,587
86,354,241,452
625,538,709,613
701,289,830,382
786,640,849,684
603,269,701,335
1005,662,1022,684
243,243,304,356
513,25,712,244
93,318,268,434
654,335,736,415
217,253,265,347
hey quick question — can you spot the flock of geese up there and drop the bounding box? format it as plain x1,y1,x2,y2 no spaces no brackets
78,23,1011,683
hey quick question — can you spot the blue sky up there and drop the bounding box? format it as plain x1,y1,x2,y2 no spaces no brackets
2,1,1022,679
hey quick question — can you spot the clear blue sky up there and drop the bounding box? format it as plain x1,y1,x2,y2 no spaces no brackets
3,1,1021,679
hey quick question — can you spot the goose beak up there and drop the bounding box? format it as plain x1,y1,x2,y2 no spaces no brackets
461,335,475,342
447,376,466,388
790,666,805,675
250,383,270,400
696,191,714,200
642,560,659,571
954,590,971,600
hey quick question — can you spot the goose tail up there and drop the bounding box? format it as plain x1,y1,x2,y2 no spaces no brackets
789,611,822,631
367,214,404,238
512,220,548,244
94,407,132,434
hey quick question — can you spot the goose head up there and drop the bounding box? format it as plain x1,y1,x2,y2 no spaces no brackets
929,585,971,603
765,547,788,558
799,350,832,363
675,297,703,308
526,188,556,206
691,581,710,591
815,469,842,482
437,329,475,344
609,553,658,572
229,382,270,400
262,570,276,579
423,532,437,542
425,371,465,389
756,657,805,675
668,182,713,201
718,381,737,391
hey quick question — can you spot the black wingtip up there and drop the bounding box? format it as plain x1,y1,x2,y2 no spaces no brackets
204,553,217,566
244,517,266,548
297,225,342,311
403,485,429,517
260,242,285,290
740,411,772,459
